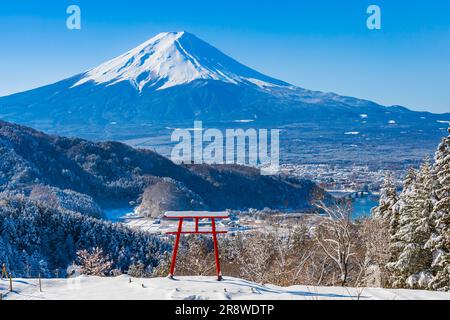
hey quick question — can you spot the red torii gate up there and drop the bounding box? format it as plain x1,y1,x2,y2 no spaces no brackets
164,211,229,281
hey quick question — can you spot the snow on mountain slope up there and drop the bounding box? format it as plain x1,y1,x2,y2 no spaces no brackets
2,276,449,300
1,31,448,134
72,31,290,92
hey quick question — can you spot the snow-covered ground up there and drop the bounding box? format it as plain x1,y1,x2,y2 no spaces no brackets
1,276,449,300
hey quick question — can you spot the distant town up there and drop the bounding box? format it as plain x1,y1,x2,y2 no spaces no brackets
280,163,405,193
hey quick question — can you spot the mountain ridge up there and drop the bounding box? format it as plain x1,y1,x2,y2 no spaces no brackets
0,119,326,215
0,31,448,144
0,32,450,166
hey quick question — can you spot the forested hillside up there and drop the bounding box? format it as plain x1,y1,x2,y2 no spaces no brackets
0,120,325,214
0,194,168,277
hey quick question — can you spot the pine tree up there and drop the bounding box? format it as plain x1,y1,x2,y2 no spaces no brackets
389,162,433,289
29,251,50,278
372,172,399,243
0,194,166,277
372,172,398,221
388,168,416,270
370,172,399,286
428,127,450,291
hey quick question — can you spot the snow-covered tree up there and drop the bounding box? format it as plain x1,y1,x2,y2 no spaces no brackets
372,172,398,221
75,247,113,276
427,127,450,291
388,168,416,267
28,251,51,278
389,161,434,289
234,232,277,284
127,261,150,278
314,202,359,286
0,194,167,278
360,217,391,287
371,172,399,261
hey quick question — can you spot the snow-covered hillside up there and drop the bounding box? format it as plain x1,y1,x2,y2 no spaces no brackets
1,276,449,300
73,31,289,92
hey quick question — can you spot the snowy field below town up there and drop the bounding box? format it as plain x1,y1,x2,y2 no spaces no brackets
1,276,449,300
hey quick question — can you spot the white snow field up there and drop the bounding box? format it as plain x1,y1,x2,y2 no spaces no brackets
1,276,449,300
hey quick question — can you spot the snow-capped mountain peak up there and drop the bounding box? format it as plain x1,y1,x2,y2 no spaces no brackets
72,31,289,91
5,31,447,134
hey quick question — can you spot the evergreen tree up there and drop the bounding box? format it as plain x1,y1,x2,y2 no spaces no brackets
388,168,416,271
0,194,167,277
371,172,400,286
372,172,398,221
389,162,433,289
29,251,50,278
427,127,450,291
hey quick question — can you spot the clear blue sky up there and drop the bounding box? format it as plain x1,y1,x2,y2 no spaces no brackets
1,0,449,113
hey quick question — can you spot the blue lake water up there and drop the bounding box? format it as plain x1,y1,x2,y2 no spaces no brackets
328,191,379,220
351,196,378,219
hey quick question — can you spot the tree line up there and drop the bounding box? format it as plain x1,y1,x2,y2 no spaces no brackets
371,127,449,291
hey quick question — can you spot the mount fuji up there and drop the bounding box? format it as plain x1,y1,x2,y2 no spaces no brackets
72,31,289,92
0,31,448,143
